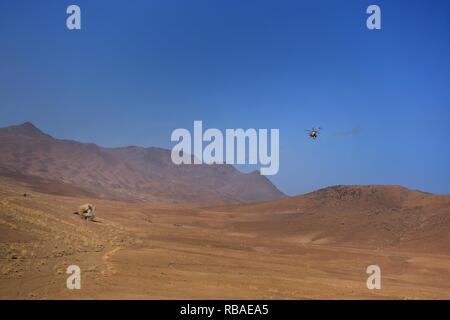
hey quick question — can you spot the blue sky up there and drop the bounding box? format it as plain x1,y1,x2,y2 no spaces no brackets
1,0,449,195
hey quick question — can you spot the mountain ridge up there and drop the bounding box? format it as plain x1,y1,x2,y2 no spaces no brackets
0,122,285,204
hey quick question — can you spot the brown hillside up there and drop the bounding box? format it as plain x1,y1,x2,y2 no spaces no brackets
211,185,450,253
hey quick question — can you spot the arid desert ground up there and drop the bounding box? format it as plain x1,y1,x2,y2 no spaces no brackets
1,175,449,299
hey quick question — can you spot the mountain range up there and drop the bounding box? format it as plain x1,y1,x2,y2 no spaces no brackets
0,122,285,204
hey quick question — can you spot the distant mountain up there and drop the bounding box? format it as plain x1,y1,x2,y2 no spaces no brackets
215,185,450,253
0,122,285,204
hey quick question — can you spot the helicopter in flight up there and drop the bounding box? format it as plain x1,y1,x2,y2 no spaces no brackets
305,127,322,139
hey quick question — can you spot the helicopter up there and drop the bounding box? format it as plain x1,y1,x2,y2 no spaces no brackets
305,127,322,139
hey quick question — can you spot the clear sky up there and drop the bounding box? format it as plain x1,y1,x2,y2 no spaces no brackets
1,0,449,195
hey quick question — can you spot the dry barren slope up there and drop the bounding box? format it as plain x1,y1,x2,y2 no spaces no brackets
211,185,450,253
